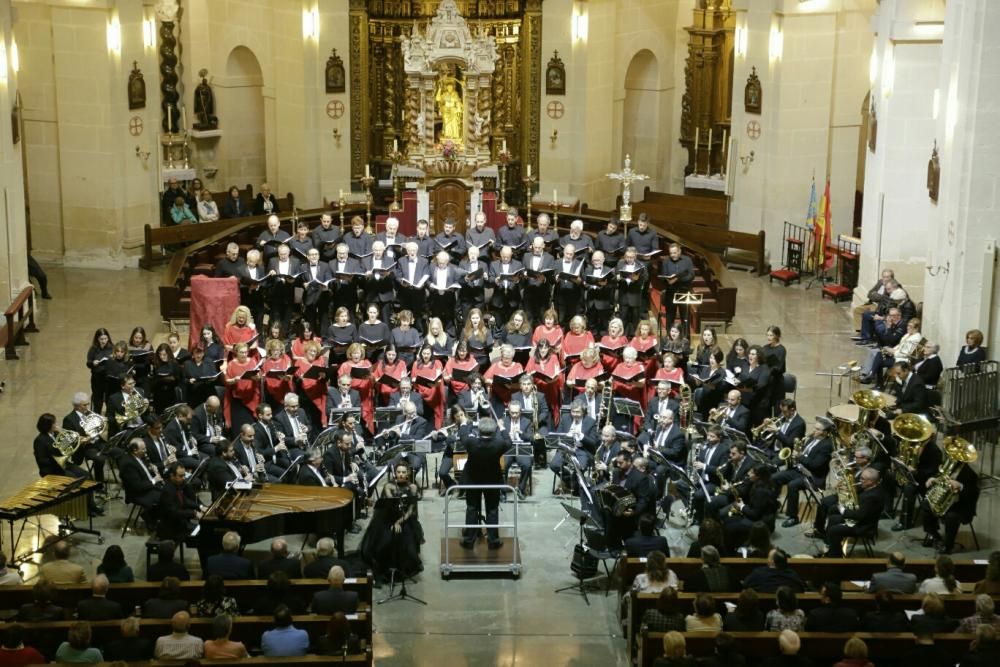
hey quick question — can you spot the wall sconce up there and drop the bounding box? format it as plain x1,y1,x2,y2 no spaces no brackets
768,23,783,63
135,145,151,164
735,23,748,59
107,15,122,55
739,149,755,173
143,18,156,50
332,127,342,147
572,4,589,43
302,7,319,40
550,129,558,147
925,261,950,277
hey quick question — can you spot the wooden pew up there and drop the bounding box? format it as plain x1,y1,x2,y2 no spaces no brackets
617,557,989,597
83,655,374,666
638,631,974,667
2,286,39,360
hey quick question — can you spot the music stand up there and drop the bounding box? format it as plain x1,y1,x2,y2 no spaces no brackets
375,496,427,607
671,292,703,338
613,398,644,419
312,426,341,452
375,406,402,431
553,503,603,605
276,454,305,483
377,442,413,467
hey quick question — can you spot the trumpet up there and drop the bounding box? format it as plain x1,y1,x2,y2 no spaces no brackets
707,405,727,424
751,416,781,440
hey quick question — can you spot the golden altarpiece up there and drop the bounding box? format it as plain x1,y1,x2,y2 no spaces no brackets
349,0,542,227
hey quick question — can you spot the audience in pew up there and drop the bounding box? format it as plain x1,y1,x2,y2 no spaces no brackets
958,594,1000,634
258,537,303,579
861,590,910,633
0,624,45,666
96,544,134,584
313,612,363,657
0,553,23,586
960,625,1000,667
104,616,154,662
261,604,310,657
867,552,918,594
642,588,687,633
203,614,250,660
760,630,811,667
311,565,360,615
741,549,805,593
38,540,87,586
832,636,874,667
304,537,351,579
16,581,63,622
974,551,1000,595
683,545,731,593
651,631,697,667
722,589,765,632
142,576,189,619
909,592,959,635
195,574,241,617
699,632,746,667
685,519,729,558
764,586,806,632
154,610,204,661
632,551,679,594
54,621,102,664
804,582,859,633
204,531,256,580
146,539,191,582
896,629,954,667
75,574,124,622
684,594,722,632
919,554,963,595
252,570,307,615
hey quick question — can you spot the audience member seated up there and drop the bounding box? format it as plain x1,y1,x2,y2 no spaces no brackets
194,574,240,617
304,537,350,579
251,571,307,615
625,514,669,558
154,611,204,661
761,630,812,667
204,530,255,580
685,593,722,632
699,632,747,667
55,622,103,664
203,614,250,660
0,624,45,666
804,582,859,632
910,593,958,635
685,518,729,558
832,636,874,667
867,551,917,593
39,540,87,585
683,545,730,593
146,540,190,582
261,604,310,658
652,631,697,667
631,550,679,593
961,626,1000,667
96,545,134,583
258,537,302,579
198,190,220,223
723,588,765,632
0,553,23,585
918,554,962,595
313,612,363,657
641,588,687,633
16,581,63,622
76,574,124,621
310,565,360,615
741,549,804,593
142,576,189,619
764,586,806,632
861,590,910,632
975,551,1000,595
959,594,1000,634
104,617,154,662
897,629,954,667
169,196,198,225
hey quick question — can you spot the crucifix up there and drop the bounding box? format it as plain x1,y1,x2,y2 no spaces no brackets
606,154,649,234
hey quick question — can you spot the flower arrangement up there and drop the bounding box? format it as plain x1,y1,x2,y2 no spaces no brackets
441,139,458,160
496,149,512,163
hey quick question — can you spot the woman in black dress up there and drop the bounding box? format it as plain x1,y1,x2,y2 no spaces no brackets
358,303,391,363
390,310,422,367
150,343,182,414
361,462,424,581
86,328,114,415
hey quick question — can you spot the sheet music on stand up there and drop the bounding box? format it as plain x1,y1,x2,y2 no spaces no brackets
313,426,341,451
613,398,644,418
412,439,432,454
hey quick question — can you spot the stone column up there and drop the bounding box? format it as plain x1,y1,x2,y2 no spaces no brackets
0,0,28,299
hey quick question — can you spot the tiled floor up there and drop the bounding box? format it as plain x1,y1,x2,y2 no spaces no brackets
0,265,994,666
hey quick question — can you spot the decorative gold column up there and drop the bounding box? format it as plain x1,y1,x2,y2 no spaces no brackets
349,0,369,180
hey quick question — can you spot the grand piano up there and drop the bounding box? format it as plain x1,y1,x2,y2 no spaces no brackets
198,483,354,557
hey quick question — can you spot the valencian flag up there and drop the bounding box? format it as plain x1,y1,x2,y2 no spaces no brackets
805,178,818,270
814,178,834,271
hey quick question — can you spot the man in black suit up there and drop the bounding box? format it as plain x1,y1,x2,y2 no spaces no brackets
191,396,227,453
615,247,647,336
583,250,615,336
163,405,206,471
258,538,302,579
553,245,585,328
867,552,918,594
824,466,886,557
323,431,366,509
642,408,686,464
641,382,681,435
774,417,835,527
894,439,943,531
326,375,362,421
256,214,291,263
659,242,695,328
297,448,335,487
460,418,509,549
375,216,407,261
238,249,268,331
304,537,350,579
741,548,806,593
618,453,657,519
266,243,301,330
204,531,255,579
426,251,464,333
496,208,526,252
891,360,931,415
705,442,754,520
273,393,312,459
311,213,340,262
205,439,249,496
142,418,172,474
624,514,669,558
309,565,359,614
921,457,979,554
253,404,292,478
595,218,626,262
33,413,90,481
157,463,204,543
396,242,430,330
62,392,108,482
510,374,551,462
521,237,555,325
489,246,524,325
433,217,468,263
214,242,245,279
382,400,430,474
328,243,363,320
806,582,860,632
387,378,425,417
341,215,373,258
499,402,534,498
362,241,398,324
76,574,124,621
119,439,162,517
716,389,750,436
232,423,278,483
759,398,807,458
559,219,594,259
914,342,943,388
688,425,731,523
548,400,598,483
146,540,191,582
458,245,488,322
301,248,334,330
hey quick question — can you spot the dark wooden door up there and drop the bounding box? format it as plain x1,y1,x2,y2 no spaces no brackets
431,180,469,233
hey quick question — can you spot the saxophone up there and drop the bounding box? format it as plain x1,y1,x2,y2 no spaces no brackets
727,476,744,516
778,436,805,463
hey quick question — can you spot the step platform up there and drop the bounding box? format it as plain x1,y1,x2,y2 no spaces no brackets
440,536,522,579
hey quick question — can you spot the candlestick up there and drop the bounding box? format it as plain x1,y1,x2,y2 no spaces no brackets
553,189,558,206
169,108,173,134
722,129,728,175
339,189,343,202
181,106,187,132
708,128,713,175
365,164,370,178
502,138,507,153
393,138,398,153
527,164,532,177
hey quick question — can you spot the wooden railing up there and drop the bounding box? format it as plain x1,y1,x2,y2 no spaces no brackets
2,286,39,360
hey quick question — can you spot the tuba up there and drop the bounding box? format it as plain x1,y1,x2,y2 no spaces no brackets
891,413,936,486
925,436,977,516
852,389,887,430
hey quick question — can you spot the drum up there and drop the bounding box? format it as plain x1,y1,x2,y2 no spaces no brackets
597,484,636,517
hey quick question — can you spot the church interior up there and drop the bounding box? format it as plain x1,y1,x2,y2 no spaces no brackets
1,0,999,665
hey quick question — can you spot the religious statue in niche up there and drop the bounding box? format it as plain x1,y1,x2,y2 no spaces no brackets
435,66,465,143
193,68,218,130
546,51,566,95
868,100,878,153
744,67,762,114
927,141,940,203
326,49,345,94
11,90,21,144
128,62,146,110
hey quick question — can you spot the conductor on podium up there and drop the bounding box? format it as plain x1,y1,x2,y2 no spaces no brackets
459,417,509,550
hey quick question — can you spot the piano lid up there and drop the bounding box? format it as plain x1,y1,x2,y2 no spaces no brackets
202,483,353,523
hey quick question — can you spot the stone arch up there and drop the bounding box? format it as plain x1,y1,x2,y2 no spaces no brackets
621,49,661,185
213,46,266,190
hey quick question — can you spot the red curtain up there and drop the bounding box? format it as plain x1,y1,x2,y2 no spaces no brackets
188,275,241,350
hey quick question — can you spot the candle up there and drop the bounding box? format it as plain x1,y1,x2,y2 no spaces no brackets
393,139,398,153
181,106,187,131
708,128,713,149
502,138,507,153
527,164,532,177
339,189,344,201
168,108,173,134
694,127,699,148
365,164,370,178
553,189,558,205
